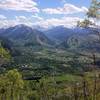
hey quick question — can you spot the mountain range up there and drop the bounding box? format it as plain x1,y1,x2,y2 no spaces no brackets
0,24,100,52
0,24,53,47
0,24,100,74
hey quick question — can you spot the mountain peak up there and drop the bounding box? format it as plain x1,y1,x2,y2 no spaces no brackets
0,24,54,47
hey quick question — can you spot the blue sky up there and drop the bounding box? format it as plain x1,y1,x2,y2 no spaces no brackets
0,0,92,28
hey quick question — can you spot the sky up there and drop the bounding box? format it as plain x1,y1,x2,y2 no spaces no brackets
0,0,94,28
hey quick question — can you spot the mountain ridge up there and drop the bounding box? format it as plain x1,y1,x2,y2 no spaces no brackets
0,24,54,47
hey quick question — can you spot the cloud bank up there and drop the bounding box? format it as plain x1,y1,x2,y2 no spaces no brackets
0,0,39,12
42,3,88,14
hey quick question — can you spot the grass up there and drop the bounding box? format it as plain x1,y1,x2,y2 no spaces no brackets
44,74,82,84
54,74,81,82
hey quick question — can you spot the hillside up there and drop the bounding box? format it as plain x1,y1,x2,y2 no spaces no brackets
60,27,100,52
0,24,54,47
45,26,100,52
45,26,74,44
0,26,99,100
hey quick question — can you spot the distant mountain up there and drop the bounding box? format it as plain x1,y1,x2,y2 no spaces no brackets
0,24,53,47
45,26,100,51
32,25,48,31
0,24,100,74
45,26,75,44
59,27,100,51
0,24,100,51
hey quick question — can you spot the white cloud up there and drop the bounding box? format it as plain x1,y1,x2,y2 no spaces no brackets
42,3,88,14
0,15,7,28
15,16,26,20
0,15,83,28
33,17,83,28
14,15,34,26
0,15,7,19
0,16,30,28
81,7,88,12
0,14,43,28
31,14,43,21
15,15,43,24
0,0,39,12
0,15,99,29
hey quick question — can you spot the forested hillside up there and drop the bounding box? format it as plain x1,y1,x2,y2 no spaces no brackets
0,0,100,100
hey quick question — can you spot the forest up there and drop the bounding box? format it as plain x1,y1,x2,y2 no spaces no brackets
0,0,100,100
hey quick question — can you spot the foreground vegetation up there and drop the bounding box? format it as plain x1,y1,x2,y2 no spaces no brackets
0,0,99,99
0,69,100,100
